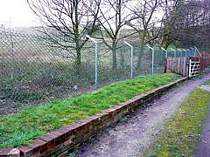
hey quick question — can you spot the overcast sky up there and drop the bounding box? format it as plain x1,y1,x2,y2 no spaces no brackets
0,0,163,28
0,0,39,27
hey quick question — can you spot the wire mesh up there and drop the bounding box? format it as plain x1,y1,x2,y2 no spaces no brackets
97,41,131,84
133,46,152,76
0,30,88,105
0,29,198,115
154,47,165,73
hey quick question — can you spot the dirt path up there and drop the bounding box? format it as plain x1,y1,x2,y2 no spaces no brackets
195,85,210,157
72,73,210,157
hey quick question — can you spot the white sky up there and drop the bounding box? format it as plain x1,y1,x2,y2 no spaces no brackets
0,0,39,27
0,0,163,28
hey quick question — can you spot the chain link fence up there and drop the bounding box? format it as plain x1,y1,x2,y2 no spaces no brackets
0,29,198,115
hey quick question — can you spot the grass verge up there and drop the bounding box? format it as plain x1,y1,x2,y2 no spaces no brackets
0,73,180,148
146,87,210,157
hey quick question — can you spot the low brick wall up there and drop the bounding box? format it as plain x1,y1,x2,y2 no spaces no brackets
0,77,187,157
0,148,20,157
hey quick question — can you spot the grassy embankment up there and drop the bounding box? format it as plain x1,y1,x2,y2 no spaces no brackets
0,73,180,148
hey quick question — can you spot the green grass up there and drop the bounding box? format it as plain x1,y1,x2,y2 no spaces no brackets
146,87,210,157
203,79,210,85
0,73,180,148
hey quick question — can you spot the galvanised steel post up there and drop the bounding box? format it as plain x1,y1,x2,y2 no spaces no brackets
186,49,190,57
174,49,176,57
169,48,176,57
147,45,154,75
184,49,186,57
190,47,195,57
181,49,184,57
124,41,134,79
193,48,196,57
194,46,201,57
86,35,98,88
161,47,167,58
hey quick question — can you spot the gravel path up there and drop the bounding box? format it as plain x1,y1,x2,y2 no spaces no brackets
74,73,210,157
195,85,210,157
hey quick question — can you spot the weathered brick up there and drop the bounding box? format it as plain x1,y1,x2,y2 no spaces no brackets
19,146,33,157
0,148,20,157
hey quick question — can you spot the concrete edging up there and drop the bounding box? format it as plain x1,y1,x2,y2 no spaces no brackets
0,77,188,157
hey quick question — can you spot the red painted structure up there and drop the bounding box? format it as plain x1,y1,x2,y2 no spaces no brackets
190,52,210,72
200,52,210,71
166,52,210,77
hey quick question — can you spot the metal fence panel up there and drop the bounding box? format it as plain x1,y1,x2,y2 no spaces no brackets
0,29,198,115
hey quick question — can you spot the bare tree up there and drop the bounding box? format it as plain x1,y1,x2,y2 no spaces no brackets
127,0,163,68
93,0,132,70
27,0,101,75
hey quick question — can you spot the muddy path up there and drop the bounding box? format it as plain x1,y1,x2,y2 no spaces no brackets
71,73,210,157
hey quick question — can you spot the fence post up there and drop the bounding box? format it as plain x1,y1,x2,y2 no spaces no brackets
183,49,186,57
189,48,195,57
194,46,201,57
86,35,98,88
189,59,192,78
147,45,154,75
185,49,189,57
124,41,134,79
171,48,176,57
161,47,167,58
192,48,196,57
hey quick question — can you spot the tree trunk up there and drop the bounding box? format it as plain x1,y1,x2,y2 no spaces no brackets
75,48,81,77
112,41,117,70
